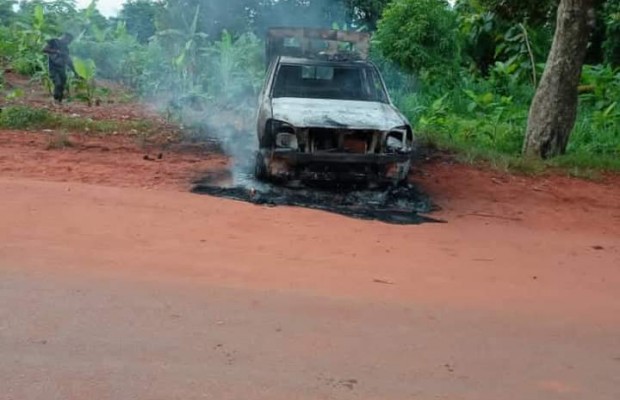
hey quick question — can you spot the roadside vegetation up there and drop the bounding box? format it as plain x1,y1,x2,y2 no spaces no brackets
0,0,618,174
0,104,155,134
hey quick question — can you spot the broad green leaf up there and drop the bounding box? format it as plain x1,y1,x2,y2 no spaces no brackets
481,92,494,105
73,57,96,80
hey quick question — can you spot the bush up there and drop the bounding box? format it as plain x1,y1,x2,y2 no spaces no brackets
0,106,54,129
0,26,18,66
202,31,264,107
374,0,460,79
390,68,620,172
71,35,143,82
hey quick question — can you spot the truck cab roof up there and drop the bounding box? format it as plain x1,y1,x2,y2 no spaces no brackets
276,56,374,68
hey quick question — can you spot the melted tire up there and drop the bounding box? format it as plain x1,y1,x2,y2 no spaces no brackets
254,151,268,181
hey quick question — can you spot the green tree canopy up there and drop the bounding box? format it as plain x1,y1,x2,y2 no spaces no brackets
374,0,459,76
120,0,162,43
343,0,391,30
604,0,620,65
478,0,558,25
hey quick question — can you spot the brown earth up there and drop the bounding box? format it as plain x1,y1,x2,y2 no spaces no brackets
1,94,619,399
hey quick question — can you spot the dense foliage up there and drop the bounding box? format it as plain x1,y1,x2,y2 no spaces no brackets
604,0,620,66
374,0,459,77
0,0,618,171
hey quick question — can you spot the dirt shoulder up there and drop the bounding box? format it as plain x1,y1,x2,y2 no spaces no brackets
1,126,618,236
414,157,620,236
0,130,226,190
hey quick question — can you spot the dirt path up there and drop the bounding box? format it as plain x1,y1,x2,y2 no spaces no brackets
1,130,619,399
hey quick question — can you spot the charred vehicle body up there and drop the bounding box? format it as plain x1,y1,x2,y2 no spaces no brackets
255,28,414,185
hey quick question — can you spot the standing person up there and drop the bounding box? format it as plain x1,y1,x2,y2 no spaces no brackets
43,33,80,104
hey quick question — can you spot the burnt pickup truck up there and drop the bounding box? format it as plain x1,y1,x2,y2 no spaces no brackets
255,28,414,186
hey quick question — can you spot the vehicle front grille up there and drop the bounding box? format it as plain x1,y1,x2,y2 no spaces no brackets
308,128,378,154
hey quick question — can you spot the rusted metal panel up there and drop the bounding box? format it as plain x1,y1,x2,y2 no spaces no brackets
266,27,370,62
266,150,410,184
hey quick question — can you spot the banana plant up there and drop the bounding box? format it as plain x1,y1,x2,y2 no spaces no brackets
75,1,107,43
13,4,49,76
156,5,208,93
202,30,264,107
71,57,97,106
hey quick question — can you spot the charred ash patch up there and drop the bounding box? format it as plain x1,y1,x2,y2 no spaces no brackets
191,170,441,225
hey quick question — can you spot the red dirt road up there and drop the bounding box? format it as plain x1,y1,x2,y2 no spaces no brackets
1,131,619,400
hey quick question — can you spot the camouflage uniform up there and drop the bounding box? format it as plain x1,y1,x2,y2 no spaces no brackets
43,35,77,103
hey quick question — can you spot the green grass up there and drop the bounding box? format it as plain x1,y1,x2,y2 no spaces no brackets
0,105,155,135
398,77,620,177
0,106,52,128
417,126,618,179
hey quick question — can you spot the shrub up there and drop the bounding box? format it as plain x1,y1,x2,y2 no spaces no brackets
374,0,460,79
0,106,54,129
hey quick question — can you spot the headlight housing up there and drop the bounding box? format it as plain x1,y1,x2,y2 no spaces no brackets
270,120,298,150
386,126,412,152
276,132,298,149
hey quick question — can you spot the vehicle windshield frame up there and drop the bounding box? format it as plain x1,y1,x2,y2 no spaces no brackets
270,60,390,104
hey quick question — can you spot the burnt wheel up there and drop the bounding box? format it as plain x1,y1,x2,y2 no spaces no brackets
254,151,268,181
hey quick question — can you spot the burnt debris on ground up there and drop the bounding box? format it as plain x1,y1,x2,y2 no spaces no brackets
180,109,439,224
191,170,440,225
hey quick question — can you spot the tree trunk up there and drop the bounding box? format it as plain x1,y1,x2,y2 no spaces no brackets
523,0,595,158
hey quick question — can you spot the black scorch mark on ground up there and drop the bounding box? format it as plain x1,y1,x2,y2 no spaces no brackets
191,170,441,225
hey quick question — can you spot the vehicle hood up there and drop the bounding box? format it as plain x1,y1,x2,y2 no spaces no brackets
271,98,408,131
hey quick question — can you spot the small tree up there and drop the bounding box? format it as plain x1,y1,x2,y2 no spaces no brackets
523,0,595,158
374,0,459,77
